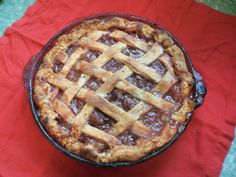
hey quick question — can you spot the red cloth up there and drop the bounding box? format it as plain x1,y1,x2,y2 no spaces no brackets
0,0,236,176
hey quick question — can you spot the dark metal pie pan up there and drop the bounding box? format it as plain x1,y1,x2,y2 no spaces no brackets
23,14,207,167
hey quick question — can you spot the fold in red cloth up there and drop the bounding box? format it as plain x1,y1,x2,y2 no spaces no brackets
0,0,236,177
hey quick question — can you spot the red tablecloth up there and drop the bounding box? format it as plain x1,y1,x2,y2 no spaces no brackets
0,0,236,177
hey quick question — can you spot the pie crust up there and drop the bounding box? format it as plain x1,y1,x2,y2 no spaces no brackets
33,17,195,163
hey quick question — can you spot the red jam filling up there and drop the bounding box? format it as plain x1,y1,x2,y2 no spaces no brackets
52,60,64,73
149,59,167,76
98,34,116,46
127,31,155,43
56,89,63,99
81,50,101,62
126,73,156,92
69,98,85,115
165,82,184,104
122,46,145,58
79,134,109,153
139,108,164,132
88,109,116,132
66,65,81,82
84,76,104,91
102,58,125,73
118,130,139,145
128,31,147,42
65,44,78,56
106,88,139,111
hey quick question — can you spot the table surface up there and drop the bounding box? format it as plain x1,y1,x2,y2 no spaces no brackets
0,0,235,176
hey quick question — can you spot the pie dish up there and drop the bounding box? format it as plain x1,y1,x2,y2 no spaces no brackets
25,14,206,166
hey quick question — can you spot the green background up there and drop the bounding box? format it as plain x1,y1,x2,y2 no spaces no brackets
0,0,35,35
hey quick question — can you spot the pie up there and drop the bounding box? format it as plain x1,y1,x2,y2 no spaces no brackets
33,16,195,163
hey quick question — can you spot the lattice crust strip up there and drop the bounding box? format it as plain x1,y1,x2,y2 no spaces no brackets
34,17,195,162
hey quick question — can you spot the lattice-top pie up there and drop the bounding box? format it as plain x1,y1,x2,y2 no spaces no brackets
34,17,195,163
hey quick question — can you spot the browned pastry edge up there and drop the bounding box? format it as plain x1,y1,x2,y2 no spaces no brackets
33,17,195,163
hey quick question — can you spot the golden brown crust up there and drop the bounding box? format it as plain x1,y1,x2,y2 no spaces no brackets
33,17,195,163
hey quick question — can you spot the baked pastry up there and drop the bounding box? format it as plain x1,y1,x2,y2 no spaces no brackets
33,16,195,163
